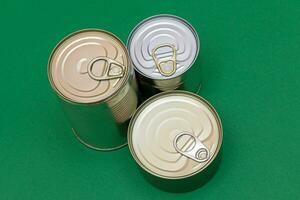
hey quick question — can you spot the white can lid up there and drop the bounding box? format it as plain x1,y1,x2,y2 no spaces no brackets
128,91,222,179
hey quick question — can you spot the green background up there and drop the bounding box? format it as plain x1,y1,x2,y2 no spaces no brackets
1,0,299,199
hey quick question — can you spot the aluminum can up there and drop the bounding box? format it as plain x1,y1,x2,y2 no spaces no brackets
127,15,200,97
48,29,138,151
128,91,222,192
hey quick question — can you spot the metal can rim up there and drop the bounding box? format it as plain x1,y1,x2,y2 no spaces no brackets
127,14,200,80
128,90,223,180
48,28,132,106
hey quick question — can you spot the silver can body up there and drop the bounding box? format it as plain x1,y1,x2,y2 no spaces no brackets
60,78,137,151
48,29,138,151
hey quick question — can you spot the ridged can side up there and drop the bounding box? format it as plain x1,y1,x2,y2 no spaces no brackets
48,29,138,150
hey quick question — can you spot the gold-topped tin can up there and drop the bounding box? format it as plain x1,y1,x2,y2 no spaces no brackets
48,29,138,150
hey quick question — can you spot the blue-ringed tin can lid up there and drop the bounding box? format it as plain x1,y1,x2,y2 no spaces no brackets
128,91,222,180
48,29,131,104
127,14,200,80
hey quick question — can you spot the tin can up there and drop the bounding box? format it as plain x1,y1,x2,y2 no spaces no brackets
48,29,138,151
128,91,222,192
127,15,200,98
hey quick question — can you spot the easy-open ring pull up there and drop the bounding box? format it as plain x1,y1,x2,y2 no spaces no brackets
173,132,210,163
87,56,126,81
151,44,177,77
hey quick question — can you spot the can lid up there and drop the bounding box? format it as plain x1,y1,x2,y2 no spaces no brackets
127,15,199,80
128,91,222,179
48,29,130,104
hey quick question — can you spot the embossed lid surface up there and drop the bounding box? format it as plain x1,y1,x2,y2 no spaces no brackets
128,91,222,178
48,29,130,104
127,15,199,80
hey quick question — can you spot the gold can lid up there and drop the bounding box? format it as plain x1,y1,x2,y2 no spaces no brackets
48,29,130,104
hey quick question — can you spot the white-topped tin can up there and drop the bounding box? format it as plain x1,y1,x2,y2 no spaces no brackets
127,15,200,97
48,29,138,151
128,91,222,192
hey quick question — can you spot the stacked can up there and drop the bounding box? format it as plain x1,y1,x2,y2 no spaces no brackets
128,91,222,192
48,29,138,150
127,15,200,97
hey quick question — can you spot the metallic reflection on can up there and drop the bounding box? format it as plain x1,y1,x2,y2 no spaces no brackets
48,29,138,151
128,15,200,98
128,91,222,192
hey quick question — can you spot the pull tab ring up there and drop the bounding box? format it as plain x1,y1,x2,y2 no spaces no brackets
151,44,177,77
173,132,210,163
87,56,125,81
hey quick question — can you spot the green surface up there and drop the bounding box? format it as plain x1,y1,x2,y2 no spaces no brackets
1,0,300,199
